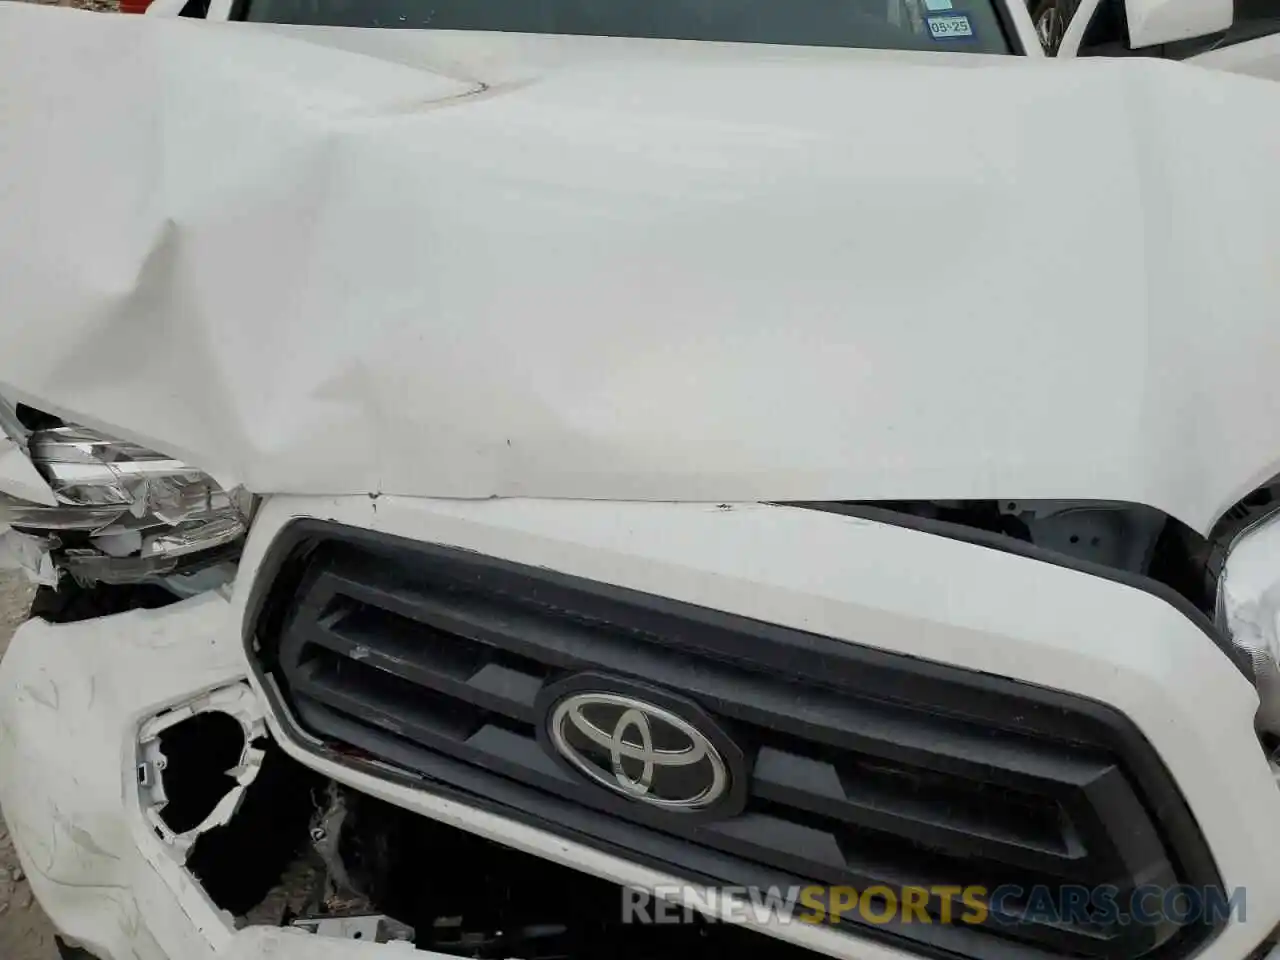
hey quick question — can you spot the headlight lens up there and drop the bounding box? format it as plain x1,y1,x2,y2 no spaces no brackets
0,412,248,586
27,426,235,519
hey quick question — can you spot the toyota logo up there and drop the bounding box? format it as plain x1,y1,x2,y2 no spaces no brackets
547,691,732,811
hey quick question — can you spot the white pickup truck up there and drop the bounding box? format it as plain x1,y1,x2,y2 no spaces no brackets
1,3,1279,960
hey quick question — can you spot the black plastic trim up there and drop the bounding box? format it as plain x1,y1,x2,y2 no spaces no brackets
1080,33,1231,59
244,518,1225,960
1205,16,1280,51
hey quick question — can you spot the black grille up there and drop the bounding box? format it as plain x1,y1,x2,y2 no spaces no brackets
247,521,1222,960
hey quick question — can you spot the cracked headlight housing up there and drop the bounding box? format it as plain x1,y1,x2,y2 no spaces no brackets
0,403,249,587
1220,507,1280,738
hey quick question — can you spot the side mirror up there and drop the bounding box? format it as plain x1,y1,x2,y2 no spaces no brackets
1123,0,1232,47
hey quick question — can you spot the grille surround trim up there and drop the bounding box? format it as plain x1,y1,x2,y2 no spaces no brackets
244,518,1225,960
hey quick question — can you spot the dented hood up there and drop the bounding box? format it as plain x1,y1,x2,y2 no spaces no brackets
2,5,1280,537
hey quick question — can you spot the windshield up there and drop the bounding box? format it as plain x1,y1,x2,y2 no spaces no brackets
238,0,1017,54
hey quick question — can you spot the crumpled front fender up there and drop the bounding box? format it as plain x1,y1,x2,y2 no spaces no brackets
0,592,443,959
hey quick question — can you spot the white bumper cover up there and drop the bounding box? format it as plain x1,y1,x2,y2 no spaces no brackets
0,588,458,959
1,496,1278,959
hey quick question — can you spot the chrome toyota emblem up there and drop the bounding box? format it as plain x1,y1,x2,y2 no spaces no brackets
548,691,730,810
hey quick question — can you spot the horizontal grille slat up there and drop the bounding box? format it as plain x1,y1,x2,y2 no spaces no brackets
299,598,547,723
307,571,1108,793
699,810,1085,941
706,813,849,871
751,747,1092,876
249,523,1222,960
294,653,486,744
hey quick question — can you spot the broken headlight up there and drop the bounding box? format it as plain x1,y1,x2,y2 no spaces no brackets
0,406,249,587
1220,508,1280,738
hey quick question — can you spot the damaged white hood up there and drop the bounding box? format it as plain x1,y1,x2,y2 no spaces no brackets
3,5,1280,536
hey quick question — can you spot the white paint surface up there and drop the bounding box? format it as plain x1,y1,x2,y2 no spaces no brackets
1124,0,1232,47
2,6,1280,534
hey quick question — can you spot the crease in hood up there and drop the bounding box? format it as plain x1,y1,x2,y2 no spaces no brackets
3,4,1280,536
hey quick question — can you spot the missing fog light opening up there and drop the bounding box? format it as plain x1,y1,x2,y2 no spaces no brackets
148,712,246,834
138,683,268,860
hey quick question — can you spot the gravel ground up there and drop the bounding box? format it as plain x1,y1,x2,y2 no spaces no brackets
5,0,120,955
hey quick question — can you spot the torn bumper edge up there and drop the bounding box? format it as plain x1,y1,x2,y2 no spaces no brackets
0,591,435,960
137,683,268,860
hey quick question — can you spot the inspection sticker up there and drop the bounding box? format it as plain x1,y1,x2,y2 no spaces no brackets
926,13,974,39
923,0,954,10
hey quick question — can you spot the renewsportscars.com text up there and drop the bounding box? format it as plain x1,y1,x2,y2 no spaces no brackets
622,884,1247,927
